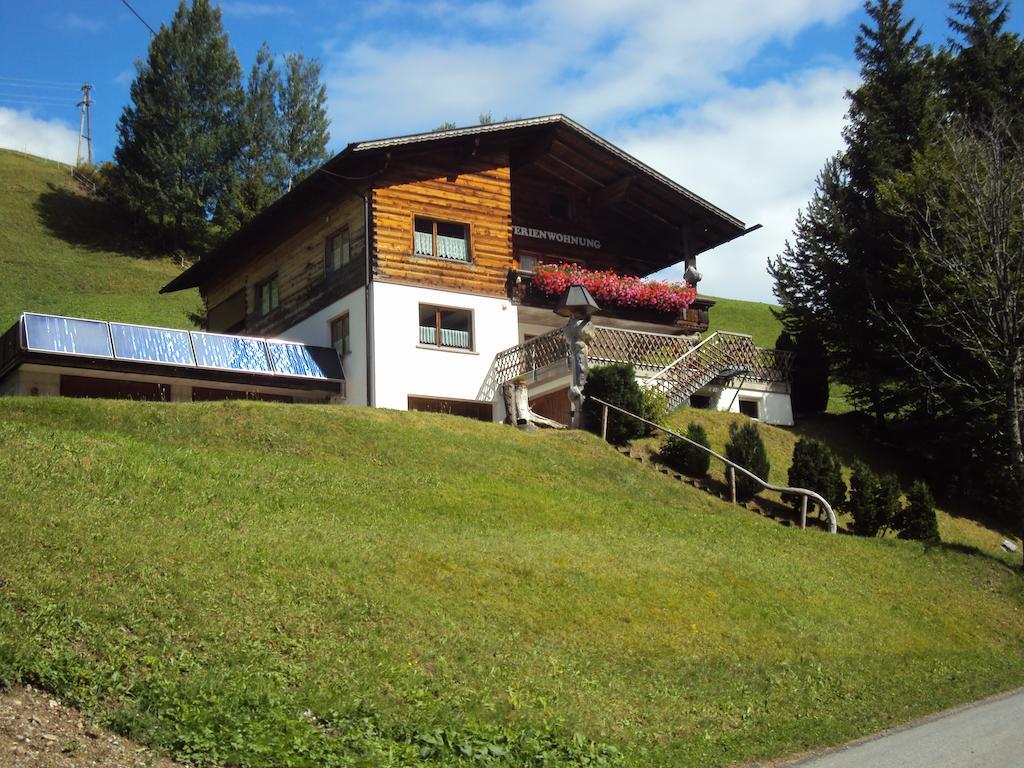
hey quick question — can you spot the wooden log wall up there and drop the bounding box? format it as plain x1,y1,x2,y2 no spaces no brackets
204,193,367,337
372,150,513,297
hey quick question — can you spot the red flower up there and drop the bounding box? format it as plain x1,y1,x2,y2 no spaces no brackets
531,263,697,314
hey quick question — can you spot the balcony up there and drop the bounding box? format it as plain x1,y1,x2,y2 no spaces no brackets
507,269,713,334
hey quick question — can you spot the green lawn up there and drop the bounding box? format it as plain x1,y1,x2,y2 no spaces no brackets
635,408,1022,567
2,398,1023,767
0,150,200,330
704,295,783,349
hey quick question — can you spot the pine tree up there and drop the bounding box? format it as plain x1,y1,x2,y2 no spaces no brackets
280,53,330,190
945,1,1024,125
218,42,287,230
113,0,242,247
770,1,936,428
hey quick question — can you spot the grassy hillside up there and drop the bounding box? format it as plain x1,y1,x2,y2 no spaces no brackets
635,409,1022,566
704,294,783,348
2,398,1023,767
0,150,200,330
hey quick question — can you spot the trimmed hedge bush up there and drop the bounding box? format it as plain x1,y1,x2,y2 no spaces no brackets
724,421,770,501
661,422,712,477
846,461,901,537
897,480,941,543
581,363,645,444
786,437,846,516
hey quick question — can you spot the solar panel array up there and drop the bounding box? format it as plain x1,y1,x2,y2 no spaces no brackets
21,313,343,381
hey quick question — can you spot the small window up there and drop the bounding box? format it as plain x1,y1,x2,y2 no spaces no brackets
549,191,572,220
413,217,470,262
418,305,472,350
738,398,760,419
256,275,280,317
325,229,351,273
689,394,711,409
330,313,351,355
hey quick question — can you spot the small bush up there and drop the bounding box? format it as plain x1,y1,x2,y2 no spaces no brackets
640,387,669,433
846,461,901,537
661,423,712,477
896,480,941,542
786,437,845,516
581,363,645,444
724,421,770,501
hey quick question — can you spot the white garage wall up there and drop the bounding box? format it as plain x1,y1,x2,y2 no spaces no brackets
371,282,520,412
279,290,367,406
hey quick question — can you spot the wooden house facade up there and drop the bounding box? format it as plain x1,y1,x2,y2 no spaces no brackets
160,115,795,425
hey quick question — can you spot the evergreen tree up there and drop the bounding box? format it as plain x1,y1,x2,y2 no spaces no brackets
787,438,845,515
219,42,287,230
771,1,936,428
113,0,243,246
280,53,330,190
724,422,770,502
896,480,941,542
944,1,1024,125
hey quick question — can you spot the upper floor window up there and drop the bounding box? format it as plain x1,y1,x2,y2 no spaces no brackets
330,313,351,355
325,228,351,273
256,275,280,318
418,305,472,351
414,217,470,262
549,190,573,220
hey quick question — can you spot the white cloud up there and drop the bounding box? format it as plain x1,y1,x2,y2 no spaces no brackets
219,2,297,17
621,67,858,303
62,13,103,32
319,0,861,302
0,108,79,165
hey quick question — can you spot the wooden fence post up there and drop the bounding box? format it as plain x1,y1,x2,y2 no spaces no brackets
601,404,609,442
800,495,808,530
728,466,737,505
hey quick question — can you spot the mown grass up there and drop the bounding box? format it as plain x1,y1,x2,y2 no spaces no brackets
637,408,1023,566
704,295,782,349
1,398,1023,767
0,150,200,330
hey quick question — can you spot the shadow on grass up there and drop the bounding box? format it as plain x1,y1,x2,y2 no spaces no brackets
33,183,161,258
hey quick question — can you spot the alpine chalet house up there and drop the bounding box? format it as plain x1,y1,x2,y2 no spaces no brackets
0,115,793,424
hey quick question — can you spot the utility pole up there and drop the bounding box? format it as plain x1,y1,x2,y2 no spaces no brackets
76,83,93,167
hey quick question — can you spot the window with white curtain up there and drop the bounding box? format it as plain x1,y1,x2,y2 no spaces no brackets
418,305,472,350
413,217,470,262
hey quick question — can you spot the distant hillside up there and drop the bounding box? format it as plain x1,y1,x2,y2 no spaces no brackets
0,150,200,331
704,294,782,348
2,398,1023,768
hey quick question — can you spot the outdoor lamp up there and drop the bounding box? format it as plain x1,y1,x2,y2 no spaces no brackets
554,284,600,318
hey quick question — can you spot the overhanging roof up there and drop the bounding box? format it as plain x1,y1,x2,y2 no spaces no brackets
162,114,751,293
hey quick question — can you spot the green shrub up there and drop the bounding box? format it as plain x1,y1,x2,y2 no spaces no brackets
661,423,712,477
724,421,770,501
640,386,669,433
786,437,845,516
581,363,645,444
846,461,901,537
897,480,941,542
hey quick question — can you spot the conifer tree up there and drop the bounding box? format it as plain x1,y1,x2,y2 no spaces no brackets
280,53,330,190
219,42,287,230
944,1,1024,125
113,0,242,246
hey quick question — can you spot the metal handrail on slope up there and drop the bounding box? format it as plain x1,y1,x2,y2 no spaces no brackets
588,396,838,533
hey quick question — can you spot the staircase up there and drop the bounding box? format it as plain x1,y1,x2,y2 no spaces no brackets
645,332,780,408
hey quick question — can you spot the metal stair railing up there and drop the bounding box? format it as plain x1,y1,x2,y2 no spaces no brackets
588,396,838,533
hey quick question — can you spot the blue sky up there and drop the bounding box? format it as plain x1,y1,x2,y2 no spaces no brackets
1,1,1022,302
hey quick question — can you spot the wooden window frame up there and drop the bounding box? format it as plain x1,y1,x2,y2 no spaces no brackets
412,215,472,263
324,227,351,275
330,312,351,356
738,398,760,419
418,304,474,352
255,274,280,318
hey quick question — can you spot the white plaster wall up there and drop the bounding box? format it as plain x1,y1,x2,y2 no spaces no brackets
713,384,794,427
371,282,520,412
279,290,367,406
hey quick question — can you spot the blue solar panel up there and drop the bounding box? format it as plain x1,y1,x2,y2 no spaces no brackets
191,332,272,372
267,341,330,378
110,323,194,365
23,314,113,357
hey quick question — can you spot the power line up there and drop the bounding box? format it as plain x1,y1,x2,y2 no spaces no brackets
0,75,80,88
119,0,157,36
0,92,76,105
0,79,79,92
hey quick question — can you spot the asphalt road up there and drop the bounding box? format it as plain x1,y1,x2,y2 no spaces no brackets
788,688,1024,767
